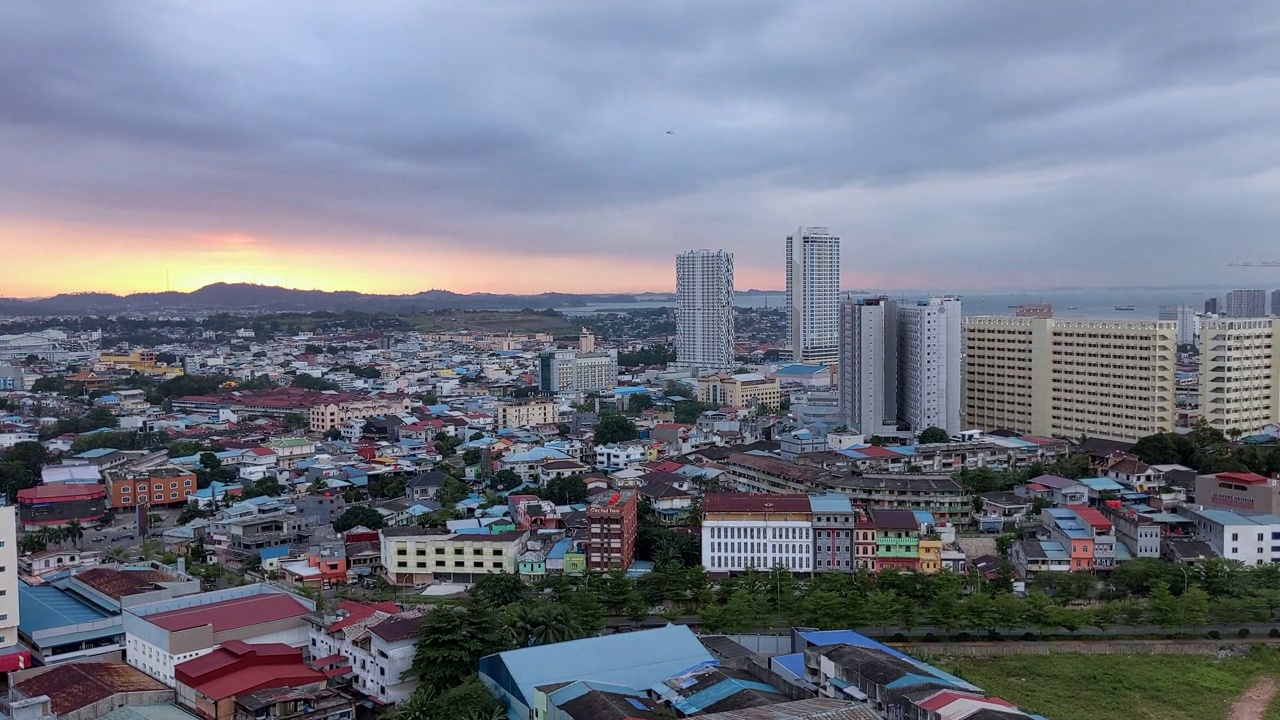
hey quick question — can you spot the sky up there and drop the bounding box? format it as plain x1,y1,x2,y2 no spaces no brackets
3,2,1280,297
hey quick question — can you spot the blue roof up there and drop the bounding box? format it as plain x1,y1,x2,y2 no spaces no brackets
912,510,936,525
478,624,713,708
75,447,119,458
796,629,979,692
612,386,652,395
1039,541,1069,560
771,653,807,680
808,493,852,513
1080,477,1125,492
503,447,571,463
259,545,292,561
18,582,111,633
774,364,826,375
547,537,572,560
665,677,780,715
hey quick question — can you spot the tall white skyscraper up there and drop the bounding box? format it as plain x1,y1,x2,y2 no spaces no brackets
897,296,963,435
786,227,841,364
0,503,18,656
675,249,735,372
837,296,897,435
1158,304,1196,346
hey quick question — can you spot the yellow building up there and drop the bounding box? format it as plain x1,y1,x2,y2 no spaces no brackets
495,399,559,429
917,536,942,574
380,526,527,586
696,373,782,409
1199,318,1280,434
964,316,1177,442
97,349,184,379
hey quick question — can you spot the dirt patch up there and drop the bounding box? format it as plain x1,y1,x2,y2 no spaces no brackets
1228,677,1277,720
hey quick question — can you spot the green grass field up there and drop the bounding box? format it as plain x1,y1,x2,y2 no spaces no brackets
938,649,1280,720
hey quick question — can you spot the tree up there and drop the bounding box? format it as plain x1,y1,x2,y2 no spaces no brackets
65,519,85,548
31,376,67,393
488,469,522,492
470,573,531,608
282,413,309,431
543,475,587,505
411,601,510,695
199,452,222,472
556,423,570,438
5,441,49,480
437,476,471,506
291,374,340,391
626,393,654,415
335,506,386,531
594,414,638,445
917,427,951,444
0,461,35,500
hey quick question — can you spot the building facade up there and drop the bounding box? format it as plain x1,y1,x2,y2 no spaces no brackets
1225,289,1267,318
675,249,735,373
896,296,962,435
837,296,897,435
379,527,527,585
0,504,18,663
786,227,841,364
701,493,813,574
696,373,782,409
537,348,618,394
1198,318,1280,434
964,316,1177,442
586,489,638,571
495,400,559,430
1158,304,1197,346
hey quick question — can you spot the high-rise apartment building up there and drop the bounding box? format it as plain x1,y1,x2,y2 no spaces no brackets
1205,297,1220,315
0,502,20,661
786,227,841,364
1199,318,1280,434
1158,304,1196,346
1272,290,1280,317
964,317,1177,442
675,249,735,373
1226,289,1267,318
897,297,963,435
837,296,897,435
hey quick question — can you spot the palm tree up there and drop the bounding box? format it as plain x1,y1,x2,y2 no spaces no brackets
18,533,46,554
65,519,85,548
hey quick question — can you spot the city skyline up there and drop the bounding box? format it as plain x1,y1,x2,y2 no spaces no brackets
5,4,1280,296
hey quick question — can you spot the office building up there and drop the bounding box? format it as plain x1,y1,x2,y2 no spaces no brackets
379,527,528,586
786,227,841,364
675,249,735,372
964,316,1177,442
1205,297,1220,314
701,493,813,574
897,296,963,435
1158,304,1197,346
696,372,782,409
837,296,897,435
537,347,618,394
1199,318,1280,434
1226,289,1267,318
1273,289,1280,317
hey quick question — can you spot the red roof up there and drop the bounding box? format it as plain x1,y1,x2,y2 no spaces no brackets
852,445,903,458
180,647,324,701
919,691,1014,712
328,600,400,632
1218,472,1270,484
17,483,106,502
1019,436,1063,447
703,493,812,513
143,593,309,633
1065,505,1113,531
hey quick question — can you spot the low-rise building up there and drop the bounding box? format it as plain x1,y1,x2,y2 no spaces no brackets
586,489,638,572
1195,471,1280,515
870,509,920,571
380,527,528,586
15,483,107,530
107,466,197,510
495,400,558,430
305,600,424,705
233,688,355,720
1181,505,1280,566
6,662,171,720
696,373,782,409
701,493,813,575
175,641,327,720
124,586,315,686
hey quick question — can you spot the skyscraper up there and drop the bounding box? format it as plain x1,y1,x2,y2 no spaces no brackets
0,502,18,661
1158,304,1196,346
1271,289,1280,316
1205,297,1220,314
837,295,897,435
897,297,963,435
1199,318,1280,434
1225,289,1267,318
675,249,735,372
786,227,841,364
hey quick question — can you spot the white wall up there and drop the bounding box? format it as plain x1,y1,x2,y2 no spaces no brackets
0,506,18,650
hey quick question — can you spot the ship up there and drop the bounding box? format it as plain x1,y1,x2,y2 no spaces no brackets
1114,305,1136,311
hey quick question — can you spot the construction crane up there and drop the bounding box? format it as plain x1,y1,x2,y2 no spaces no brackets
1230,261,1280,267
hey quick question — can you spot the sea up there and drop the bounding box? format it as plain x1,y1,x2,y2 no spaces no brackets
557,287,1241,320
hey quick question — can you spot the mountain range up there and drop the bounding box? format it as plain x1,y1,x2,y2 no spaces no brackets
0,283,648,316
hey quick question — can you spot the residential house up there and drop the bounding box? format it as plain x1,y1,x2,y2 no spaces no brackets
305,600,425,705
174,641,326,720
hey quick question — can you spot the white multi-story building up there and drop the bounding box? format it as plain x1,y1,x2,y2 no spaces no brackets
306,601,424,704
1183,505,1280,567
1199,318,1280,434
595,443,648,471
964,316,1177,442
537,348,618,393
701,493,813,574
1226,289,1268,319
0,504,18,657
786,227,840,365
837,296,897,435
897,297,963,435
675,249,735,372
1158,304,1197,346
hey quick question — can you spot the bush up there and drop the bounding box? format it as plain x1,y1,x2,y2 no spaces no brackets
1207,630,1221,639
892,633,907,643
1269,628,1279,638
956,632,972,642
1023,632,1036,641
1237,628,1250,638
923,633,938,643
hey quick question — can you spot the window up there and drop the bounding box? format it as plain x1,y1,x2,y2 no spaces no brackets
1232,533,1239,541
171,492,178,499
122,496,131,504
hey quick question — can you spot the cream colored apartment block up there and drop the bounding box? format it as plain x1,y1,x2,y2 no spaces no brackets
496,399,559,429
964,317,1177,442
1199,318,1280,434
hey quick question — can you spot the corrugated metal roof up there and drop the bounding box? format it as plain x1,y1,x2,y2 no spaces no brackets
13,663,166,716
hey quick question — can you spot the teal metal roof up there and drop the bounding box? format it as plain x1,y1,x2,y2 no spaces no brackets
18,582,112,633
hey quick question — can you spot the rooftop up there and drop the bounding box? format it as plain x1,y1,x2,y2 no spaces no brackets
18,582,112,634
73,567,175,600
140,592,310,633
12,663,167,716
704,493,813,514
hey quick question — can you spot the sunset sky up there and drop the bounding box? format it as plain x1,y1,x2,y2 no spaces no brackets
4,2,1280,297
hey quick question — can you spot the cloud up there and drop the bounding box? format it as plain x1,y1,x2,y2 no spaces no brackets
2,0,1280,292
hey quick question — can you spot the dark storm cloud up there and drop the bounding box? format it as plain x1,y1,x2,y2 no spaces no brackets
2,0,1280,286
